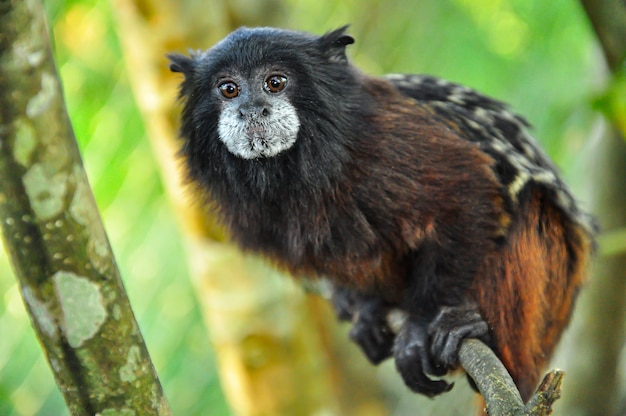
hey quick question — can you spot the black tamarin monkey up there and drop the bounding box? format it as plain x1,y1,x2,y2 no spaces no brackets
168,27,595,402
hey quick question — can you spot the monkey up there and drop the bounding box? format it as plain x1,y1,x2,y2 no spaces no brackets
168,26,596,403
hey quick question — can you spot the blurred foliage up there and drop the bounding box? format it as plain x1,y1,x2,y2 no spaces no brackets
0,0,608,415
593,71,626,138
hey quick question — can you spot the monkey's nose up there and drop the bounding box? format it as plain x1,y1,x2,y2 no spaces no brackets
239,104,270,119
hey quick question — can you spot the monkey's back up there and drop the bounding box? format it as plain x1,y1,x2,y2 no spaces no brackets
385,74,596,236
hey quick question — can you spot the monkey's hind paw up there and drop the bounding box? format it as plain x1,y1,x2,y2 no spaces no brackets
429,303,490,369
349,299,394,365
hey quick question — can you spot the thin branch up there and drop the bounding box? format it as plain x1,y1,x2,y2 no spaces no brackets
0,0,170,414
524,370,565,416
459,339,525,415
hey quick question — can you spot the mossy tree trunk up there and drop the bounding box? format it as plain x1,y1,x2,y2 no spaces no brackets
0,0,170,414
110,0,389,415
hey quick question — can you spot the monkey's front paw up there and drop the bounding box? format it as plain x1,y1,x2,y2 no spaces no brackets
429,303,490,369
394,319,453,397
349,301,394,364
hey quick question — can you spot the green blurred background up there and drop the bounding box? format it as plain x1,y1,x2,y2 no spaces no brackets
0,0,606,415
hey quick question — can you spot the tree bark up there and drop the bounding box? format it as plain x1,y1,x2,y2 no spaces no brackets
0,1,170,414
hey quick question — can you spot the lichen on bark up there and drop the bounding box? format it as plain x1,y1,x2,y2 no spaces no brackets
0,0,171,414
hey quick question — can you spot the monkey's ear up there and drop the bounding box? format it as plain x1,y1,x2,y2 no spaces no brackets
167,53,196,77
318,25,355,62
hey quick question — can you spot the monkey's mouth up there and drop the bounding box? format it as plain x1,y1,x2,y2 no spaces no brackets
218,108,298,159
246,126,273,147
247,125,268,138
246,127,271,151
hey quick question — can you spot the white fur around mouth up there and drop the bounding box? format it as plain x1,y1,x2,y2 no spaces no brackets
218,100,301,159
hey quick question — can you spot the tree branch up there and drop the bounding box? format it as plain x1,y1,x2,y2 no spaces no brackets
0,1,170,414
459,339,525,415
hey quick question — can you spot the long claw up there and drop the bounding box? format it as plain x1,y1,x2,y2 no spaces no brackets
394,318,452,396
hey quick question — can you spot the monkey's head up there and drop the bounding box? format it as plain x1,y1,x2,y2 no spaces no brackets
169,26,384,262
169,26,361,163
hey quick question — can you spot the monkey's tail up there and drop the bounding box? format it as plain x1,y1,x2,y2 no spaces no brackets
474,189,593,402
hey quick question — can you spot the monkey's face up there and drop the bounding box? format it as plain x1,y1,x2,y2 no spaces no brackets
215,68,300,159
169,26,359,167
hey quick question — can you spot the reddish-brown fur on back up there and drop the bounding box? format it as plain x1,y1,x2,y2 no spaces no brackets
475,189,591,401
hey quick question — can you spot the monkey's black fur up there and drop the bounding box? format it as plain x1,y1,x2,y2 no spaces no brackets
169,27,595,401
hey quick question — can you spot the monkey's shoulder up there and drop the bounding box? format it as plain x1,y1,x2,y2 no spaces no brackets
378,74,596,236
383,74,541,172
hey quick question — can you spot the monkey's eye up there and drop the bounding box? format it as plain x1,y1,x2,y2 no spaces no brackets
264,75,287,93
218,81,240,99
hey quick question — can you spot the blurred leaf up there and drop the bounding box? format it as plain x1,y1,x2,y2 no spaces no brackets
592,70,626,139
598,227,626,258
